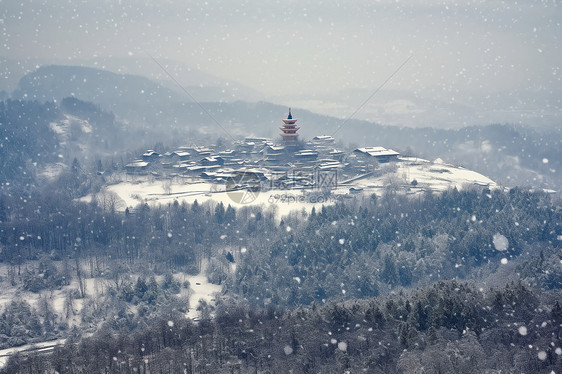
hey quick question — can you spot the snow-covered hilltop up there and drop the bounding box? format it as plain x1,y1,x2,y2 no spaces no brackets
81,110,499,216
85,157,498,215
84,152,498,218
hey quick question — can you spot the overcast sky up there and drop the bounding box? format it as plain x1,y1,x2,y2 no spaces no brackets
1,0,560,127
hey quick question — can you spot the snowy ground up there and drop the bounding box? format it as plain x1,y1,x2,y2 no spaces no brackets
0,265,106,330
0,339,66,368
184,259,222,320
350,157,498,194
0,158,498,366
37,162,67,182
83,177,333,219
83,158,497,218
0,260,223,365
0,261,222,322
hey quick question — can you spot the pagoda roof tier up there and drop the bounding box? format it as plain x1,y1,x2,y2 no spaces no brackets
282,119,298,124
280,126,300,131
280,133,299,137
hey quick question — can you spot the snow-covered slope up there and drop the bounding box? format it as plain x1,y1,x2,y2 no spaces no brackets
351,157,498,193
83,157,498,219
38,114,94,181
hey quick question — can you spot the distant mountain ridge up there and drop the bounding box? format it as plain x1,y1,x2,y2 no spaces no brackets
12,65,187,121
9,65,562,191
76,56,263,102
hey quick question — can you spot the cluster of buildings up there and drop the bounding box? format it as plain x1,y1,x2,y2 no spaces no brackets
125,109,400,189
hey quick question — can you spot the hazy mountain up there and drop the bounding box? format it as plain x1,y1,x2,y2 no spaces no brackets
11,64,268,130
12,65,188,122
0,57,44,93
271,85,562,130
77,56,264,102
2,55,263,100
9,65,562,190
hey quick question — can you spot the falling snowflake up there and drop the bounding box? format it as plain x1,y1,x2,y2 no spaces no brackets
501,258,508,265
493,233,509,251
518,326,528,336
339,238,345,245
337,341,348,352
537,351,547,360
283,345,293,355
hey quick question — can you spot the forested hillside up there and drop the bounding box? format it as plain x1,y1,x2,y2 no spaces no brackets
1,181,560,372
1,185,559,299
1,96,561,373
3,279,561,373
0,100,60,184
0,98,140,191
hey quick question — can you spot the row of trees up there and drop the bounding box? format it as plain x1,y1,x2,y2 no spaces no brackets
0,171,560,372
1,185,560,304
227,187,561,306
4,280,561,373
0,186,250,269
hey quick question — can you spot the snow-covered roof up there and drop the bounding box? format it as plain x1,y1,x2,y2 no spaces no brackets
194,146,213,154
329,149,344,154
125,160,149,168
244,137,271,143
172,151,191,157
142,150,160,157
268,145,285,151
317,161,345,170
355,147,400,157
312,135,335,141
202,156,223,162
186,165,221,171
295,150,319,156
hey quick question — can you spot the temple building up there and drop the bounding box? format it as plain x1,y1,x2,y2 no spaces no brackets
280,108,300,143
353,146,400,163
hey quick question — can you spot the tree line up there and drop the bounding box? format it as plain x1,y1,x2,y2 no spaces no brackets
3,279,561,373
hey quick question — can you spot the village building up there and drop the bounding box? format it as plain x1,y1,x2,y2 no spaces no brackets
124,109,406,196
141,150,160,161
279,108,300,144
125,160,149,174
353,147,400,163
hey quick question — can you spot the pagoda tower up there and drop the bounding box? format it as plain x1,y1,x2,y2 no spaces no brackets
280,108,299,143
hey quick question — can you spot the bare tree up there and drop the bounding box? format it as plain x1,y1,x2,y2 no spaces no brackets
75,257,86,298
162,179,172,195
